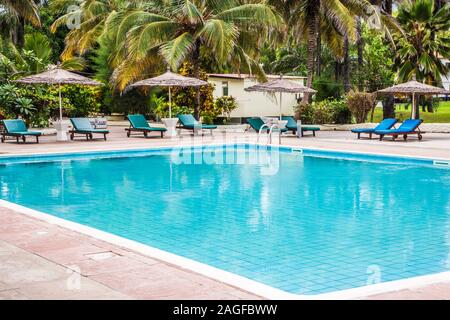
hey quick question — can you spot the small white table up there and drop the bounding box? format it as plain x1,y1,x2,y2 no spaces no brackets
54,120,70,141
161,118,179,138
277,120,288,130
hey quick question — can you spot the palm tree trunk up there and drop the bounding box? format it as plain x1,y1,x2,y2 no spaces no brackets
316,19,321,77
382,96,395,119
14,17,26,48
343,34,350,93
381,0,395,119
303,1,319,103
356,17,363,91
192,41,201,120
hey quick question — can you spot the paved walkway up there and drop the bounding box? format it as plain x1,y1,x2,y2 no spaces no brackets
0,125,449,300
0,208,260,300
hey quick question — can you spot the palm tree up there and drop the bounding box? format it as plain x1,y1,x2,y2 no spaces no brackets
53,0,281,119
277,0,373,101
395,0,449,84
50,0,127,61
0,0,41,47
394,0,449,116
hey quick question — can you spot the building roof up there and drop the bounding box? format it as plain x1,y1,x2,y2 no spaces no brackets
208,73,306,80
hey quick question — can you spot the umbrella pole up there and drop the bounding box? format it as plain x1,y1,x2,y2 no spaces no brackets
169,86,172,119
412,93,415,119
58,84,63,122
279,92,282,120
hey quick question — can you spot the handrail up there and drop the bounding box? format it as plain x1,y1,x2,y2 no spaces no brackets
257,122,282,145
257,123,270,143
268,124,281,145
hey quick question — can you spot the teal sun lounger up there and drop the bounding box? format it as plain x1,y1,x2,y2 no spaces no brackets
282,116,320,137
126,114,166,138
246,117,288,133
1,119,41,143
374,119,424,141
351,118,397,139
178,114,217,135
70,118,109,141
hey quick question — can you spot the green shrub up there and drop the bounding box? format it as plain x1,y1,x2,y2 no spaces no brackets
346,91,376,123
152,96,192,119
330,99,352,124
294,98,351,124
295,102,315,124
0,83,103,127
59,85,102,118
204,96,238,124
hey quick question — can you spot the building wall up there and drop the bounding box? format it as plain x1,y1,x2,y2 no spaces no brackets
209,77,305,118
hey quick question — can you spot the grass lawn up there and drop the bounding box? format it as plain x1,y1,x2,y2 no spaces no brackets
372,101,450,123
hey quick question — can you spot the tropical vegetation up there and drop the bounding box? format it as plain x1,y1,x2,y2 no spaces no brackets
0,0,449,125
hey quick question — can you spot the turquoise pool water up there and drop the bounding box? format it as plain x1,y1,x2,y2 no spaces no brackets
1,145,449,295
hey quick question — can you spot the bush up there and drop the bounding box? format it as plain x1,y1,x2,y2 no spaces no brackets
346,91,376,123
294,98,351,124
331,99,352,124
208,96,238,124
0,83,102,127
59,85,102,118
152,96,192,119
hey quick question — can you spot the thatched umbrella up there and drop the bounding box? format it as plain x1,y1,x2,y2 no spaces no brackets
128,68,207,118
377,77,448,119
14,65,102,123
245,75,317,120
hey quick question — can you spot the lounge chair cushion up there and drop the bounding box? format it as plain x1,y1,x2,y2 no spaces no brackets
182,124,218,129
2,120,42,136
6,131,41,136
302,126,320,131
75,129,110,133
133,126,167,131
351,118,397,133
375,119,422,135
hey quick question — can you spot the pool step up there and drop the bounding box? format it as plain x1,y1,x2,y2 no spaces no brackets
433,160,450,167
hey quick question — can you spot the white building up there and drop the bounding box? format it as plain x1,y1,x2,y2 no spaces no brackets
208,74,307,122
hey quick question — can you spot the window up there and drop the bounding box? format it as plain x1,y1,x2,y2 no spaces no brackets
222,81,229,96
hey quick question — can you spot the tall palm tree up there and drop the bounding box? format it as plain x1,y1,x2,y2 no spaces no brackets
53,0,282,119
394,0,449,116
0,0,41,46
395,0,449,84
278,0,372,101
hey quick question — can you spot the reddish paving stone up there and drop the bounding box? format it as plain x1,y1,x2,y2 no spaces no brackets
37,244,108,266
68,255,159,277
368,283,450,300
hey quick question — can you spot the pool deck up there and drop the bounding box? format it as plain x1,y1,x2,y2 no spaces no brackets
1,125,449,300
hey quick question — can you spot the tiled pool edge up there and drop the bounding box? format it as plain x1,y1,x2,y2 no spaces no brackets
1,142,450,164
2,199,449,300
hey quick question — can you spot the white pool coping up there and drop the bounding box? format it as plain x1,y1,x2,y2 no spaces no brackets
1,143,450,299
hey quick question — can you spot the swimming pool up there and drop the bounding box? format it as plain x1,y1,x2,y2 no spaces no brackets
1,144,449,295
